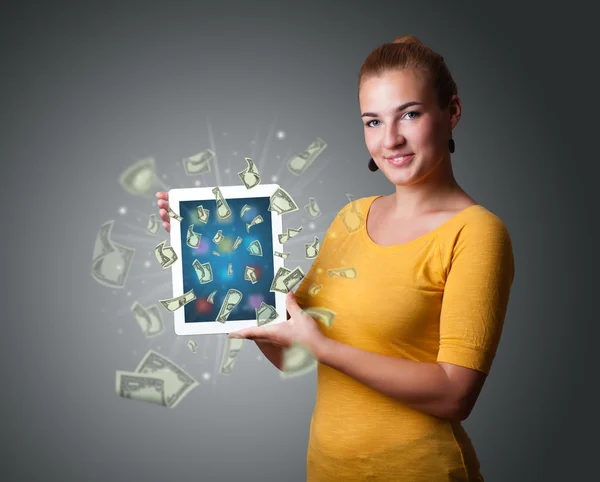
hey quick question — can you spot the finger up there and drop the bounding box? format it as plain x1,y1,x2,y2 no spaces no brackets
285,291,303,316
159,208,170,223
155,191,169,200
163,221,170,233
157,199,169,210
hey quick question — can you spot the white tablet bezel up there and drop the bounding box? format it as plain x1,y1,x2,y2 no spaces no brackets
168,183,286,336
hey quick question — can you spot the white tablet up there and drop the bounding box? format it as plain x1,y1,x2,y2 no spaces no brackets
167,184,287,336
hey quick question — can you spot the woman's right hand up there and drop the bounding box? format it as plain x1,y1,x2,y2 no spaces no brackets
155,192,171,233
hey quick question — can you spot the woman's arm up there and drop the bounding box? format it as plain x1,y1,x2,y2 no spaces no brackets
313,337,485,422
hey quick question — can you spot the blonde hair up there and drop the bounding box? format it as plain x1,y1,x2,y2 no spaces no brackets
358,35,458,110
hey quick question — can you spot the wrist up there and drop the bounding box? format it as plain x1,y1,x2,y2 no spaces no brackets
309,334,330,363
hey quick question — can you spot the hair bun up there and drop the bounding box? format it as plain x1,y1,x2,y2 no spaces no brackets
392,35,424,46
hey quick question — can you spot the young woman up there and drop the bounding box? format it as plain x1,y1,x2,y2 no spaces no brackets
157,35,515,482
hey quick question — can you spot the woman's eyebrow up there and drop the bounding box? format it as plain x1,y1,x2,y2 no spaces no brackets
361,101,424,118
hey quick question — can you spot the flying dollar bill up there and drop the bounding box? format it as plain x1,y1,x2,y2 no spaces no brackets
238,157,261,189
196,205,210,224
327,267,357,279
247,240,263,256
91,243,135,289
147,214,160,235
286,137,327,176
167,207,183,222
220,337,244,375
192,259,213,284
304,197,322,219
186,225,201,248
304,236,320,259
212,187,232,219
183,149,214,175
280,342,317,379
268,187,299,215
118,156,158,197
340,200,365,234
135,349,198,408
246,215,263,233
303,307,335,328
269,266,292,293
256,302,279,326
278,226,303,244
282,266,305,291
274,251,290,259
154,240,178,269
131,301,164,338
240,204,251,217
244,266,258,284
215,289,243,323
159,289,196,312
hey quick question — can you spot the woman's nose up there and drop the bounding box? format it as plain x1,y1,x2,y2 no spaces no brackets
382,126,405,149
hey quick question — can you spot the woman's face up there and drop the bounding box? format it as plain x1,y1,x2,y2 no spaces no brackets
359,69,458,186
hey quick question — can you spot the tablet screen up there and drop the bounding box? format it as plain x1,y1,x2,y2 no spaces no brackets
178,196,275,323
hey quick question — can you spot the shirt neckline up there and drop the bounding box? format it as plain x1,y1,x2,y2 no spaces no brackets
358,195,484,251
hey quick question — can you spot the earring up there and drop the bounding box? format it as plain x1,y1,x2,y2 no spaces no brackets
449,138,455,153
368,158,379,171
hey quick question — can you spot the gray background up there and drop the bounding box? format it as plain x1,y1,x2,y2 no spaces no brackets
1,1,595,481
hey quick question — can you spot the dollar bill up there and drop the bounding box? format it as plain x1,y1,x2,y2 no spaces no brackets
192,260,213,283
246,215,263,233
212,250,220,256
215,288,243,323
212,230,224,244
247,240,263,256
115,370,167,406
147,214,160,235
268,187,299,215
228,263,232,275
183,149,214,175
303,307,335,328
341,200,365,234
219,337,244,375
212,187,231,219
118,156,158,197
278,226,303,244
187,339,198,353
286,137,327,176
154,240,178,269
304,236,320,259
131,301,164,338
207,290,217,304
232,236,243,250
93,220,116,264
269,266,292,293
240,204,251,217
159,289,196,312
92,241,135,289
274,251,290,259
256,302,279,326
186,225,201,248
196,205,210,224
244,266,258,284
280,342,317,379
167,207,183,222
308,284,322,297
238,157,261,189
304,197,322,219
282,266,305,291
327,267,357,279
134,350,199,408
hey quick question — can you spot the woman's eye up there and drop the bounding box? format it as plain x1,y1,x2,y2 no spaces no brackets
405,111,420,119
365,112,420,127
365,120,380,127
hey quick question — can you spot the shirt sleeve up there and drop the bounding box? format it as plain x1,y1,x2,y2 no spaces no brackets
437,215,515,375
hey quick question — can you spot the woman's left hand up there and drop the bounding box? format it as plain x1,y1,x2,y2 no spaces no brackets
228,291,325,352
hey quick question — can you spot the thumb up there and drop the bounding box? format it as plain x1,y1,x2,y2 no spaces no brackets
286,290,303,315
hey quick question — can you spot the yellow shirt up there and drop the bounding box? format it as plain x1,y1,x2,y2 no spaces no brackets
294,195,515,482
